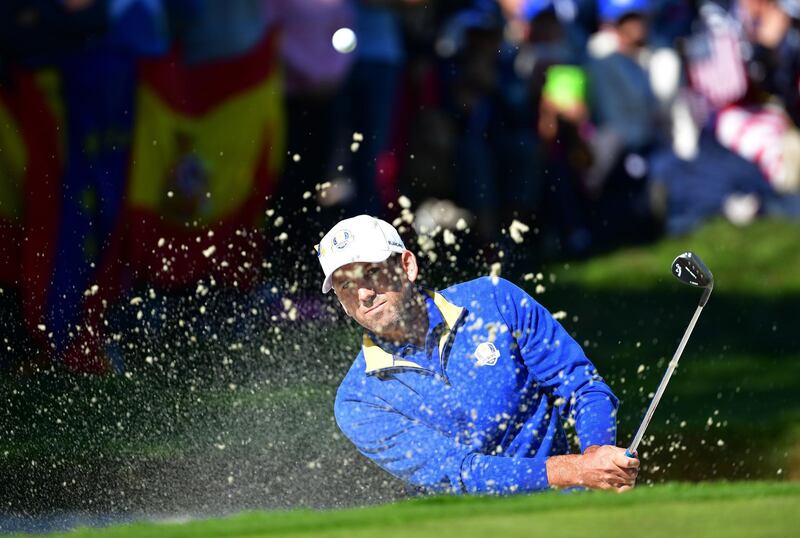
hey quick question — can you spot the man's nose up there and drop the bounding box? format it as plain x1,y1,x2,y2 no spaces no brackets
357,286,376,305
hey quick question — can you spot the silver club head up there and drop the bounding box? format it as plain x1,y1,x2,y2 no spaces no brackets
672,251,713,288
672,251,714,306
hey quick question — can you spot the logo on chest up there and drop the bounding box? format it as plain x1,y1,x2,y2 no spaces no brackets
473,342,500,367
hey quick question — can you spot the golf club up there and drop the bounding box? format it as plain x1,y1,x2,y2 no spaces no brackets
625,251,714,458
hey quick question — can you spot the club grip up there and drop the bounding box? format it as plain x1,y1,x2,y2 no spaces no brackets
625,449,636,458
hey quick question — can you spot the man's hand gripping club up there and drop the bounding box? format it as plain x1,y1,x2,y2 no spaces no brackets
545,445,639,492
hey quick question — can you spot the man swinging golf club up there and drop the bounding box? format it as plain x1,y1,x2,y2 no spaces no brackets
317,215,639,494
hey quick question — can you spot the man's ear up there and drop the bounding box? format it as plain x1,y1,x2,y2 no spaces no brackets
400,250,419,283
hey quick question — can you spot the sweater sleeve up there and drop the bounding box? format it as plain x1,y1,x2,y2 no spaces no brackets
493,278,619,450
334,390,551,494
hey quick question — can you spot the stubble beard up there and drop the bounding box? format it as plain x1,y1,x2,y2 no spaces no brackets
385,286,427,343
370,285,421,342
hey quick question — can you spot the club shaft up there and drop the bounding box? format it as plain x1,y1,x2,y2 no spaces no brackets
627,303,705,455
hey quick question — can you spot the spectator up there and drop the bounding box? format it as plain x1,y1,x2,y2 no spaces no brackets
332,0,419,216
573,0,666,248
443,4,510,246
525,3,596,255
586,0,659,171
270,0,356,252
739,0,800,127
733,0,800,192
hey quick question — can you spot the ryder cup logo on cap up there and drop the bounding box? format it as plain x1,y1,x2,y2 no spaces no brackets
317,215,406,293
332,229,352,249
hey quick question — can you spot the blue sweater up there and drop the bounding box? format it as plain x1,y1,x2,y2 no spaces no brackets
334,277,618,494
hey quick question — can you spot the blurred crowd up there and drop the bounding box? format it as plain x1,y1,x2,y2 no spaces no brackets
2,0,800,373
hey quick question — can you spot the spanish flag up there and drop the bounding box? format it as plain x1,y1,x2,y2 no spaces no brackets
65,29,285,373
125,28,285,289
1,29,284,373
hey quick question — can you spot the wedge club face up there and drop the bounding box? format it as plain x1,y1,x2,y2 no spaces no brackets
672,251,713,289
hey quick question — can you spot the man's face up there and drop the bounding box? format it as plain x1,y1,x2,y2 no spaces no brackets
616,14,647,53
331,259,415,340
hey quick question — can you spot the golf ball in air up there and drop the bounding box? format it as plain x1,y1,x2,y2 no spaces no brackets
332,28,357,54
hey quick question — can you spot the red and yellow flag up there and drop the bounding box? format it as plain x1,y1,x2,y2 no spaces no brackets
126,29,285,289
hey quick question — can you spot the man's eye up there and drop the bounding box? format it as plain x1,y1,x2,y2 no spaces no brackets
340,281,352,290
367,267,380,276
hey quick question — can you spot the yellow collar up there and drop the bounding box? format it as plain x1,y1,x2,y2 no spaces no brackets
362,290,465,374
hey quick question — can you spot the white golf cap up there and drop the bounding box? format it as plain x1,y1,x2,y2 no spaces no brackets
316,215,406,293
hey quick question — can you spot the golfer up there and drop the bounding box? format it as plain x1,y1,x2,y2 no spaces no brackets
317,215,639,494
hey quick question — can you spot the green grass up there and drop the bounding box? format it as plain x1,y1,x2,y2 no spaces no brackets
549,218,800,294
30,482,800,538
